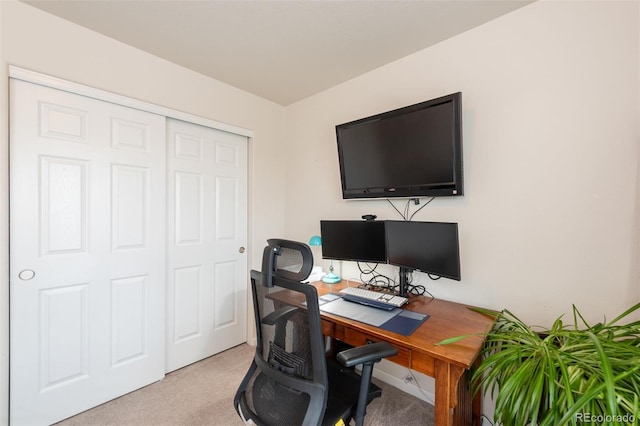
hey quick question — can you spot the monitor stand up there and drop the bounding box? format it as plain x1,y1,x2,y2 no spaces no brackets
398,267,412,298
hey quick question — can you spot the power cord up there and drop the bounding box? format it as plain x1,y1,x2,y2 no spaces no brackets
403,270,434,299
386,197,436,221
481,415,494,426
356,262,396,293
355,265,436,299
403,368,435,405
409,197,435,221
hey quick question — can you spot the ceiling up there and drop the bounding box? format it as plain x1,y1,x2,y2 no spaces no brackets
22,0,533,106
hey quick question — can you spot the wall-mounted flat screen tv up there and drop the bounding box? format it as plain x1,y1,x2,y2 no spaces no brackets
336,92,463,199
320,220,387,263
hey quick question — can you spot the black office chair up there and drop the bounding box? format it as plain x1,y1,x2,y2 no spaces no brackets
234,239,397,426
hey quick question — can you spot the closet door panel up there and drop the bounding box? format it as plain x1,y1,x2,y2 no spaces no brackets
10,79,166,425
166,119,248,372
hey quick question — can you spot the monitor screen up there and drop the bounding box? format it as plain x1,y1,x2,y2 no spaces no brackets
336,92,463,199
320,220,387,263
385,221,461,281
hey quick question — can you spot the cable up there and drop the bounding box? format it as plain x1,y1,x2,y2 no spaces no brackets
356,261,378,275
353,263,436,300
403,271,434,299
408,196,435,221
386,199,406,220
403,369,436,405
481,415,494,426
356,262,395,292
387,196,437,221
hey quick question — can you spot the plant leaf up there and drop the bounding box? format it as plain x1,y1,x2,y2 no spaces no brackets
434,334,483,346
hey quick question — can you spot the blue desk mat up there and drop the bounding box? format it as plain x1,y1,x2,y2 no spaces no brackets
318,293,429,337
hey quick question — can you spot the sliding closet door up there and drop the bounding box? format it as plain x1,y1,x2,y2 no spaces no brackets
9,79,166,425
166,119,248,372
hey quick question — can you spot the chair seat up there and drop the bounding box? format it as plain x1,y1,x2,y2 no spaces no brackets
250,370,311,425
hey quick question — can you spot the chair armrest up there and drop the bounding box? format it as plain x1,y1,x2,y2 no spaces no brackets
262,306,299,325
336,341,398,367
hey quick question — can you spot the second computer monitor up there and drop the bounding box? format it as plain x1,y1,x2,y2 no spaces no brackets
385,220,461,281
320,220,387,263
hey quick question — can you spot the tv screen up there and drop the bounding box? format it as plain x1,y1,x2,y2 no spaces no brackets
320,220,387,263
336,92,463,199
385,221,461,281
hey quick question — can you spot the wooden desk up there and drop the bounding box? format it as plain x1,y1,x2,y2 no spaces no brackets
310,280,494,426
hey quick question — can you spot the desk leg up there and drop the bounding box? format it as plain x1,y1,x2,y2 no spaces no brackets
434,359,466,426
454,370,477,426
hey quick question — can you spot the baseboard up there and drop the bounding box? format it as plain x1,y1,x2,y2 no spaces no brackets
371,360,436,406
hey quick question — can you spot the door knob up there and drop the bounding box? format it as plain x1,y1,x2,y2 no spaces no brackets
239,247,245,253
18,269,36,281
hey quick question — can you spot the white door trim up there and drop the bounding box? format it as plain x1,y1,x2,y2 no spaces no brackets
8,65,254,139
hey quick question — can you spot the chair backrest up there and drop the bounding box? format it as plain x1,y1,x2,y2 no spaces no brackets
239,239,328,425
260,238,314,288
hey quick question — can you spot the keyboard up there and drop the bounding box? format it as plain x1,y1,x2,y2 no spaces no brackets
339,286,408,311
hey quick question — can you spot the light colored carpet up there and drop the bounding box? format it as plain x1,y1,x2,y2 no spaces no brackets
55,343,434,426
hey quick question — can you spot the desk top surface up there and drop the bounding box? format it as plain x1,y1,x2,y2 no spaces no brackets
310,280,495,369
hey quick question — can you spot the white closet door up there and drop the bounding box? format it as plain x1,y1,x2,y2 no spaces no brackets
166,118,248,372
9,79,166,425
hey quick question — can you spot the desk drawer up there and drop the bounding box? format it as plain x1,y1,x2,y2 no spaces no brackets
321,319,334,337
342,328,411,368
411,350,435,377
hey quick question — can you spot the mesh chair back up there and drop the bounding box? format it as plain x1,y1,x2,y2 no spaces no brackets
239,239,328,425
260,238,313,287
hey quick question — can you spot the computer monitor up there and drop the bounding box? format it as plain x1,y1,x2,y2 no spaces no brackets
386,220,461,287
336,92,463,199
320,220,387,263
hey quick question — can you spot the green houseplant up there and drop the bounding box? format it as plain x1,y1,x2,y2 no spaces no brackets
440,302,640,426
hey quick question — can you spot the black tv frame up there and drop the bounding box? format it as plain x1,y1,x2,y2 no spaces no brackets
336,92,463,200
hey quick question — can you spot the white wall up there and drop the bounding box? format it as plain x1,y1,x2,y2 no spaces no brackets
285,0,639,324
0,1,287,423
284,0,639,414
